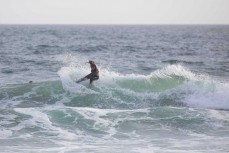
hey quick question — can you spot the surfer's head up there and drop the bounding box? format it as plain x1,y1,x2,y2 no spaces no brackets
89,60,95,65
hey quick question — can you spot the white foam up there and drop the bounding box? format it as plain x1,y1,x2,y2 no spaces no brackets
207,109,229,121
70,107,150,139
99,64,199,85
0,129,12,139
72,107,118,138
14,108,77,140
184,81,229,109
151,64,198,80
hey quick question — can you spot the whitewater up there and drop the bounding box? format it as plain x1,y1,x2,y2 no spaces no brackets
0,25,229,153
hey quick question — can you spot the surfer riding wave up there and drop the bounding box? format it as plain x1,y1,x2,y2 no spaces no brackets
76,60,99,87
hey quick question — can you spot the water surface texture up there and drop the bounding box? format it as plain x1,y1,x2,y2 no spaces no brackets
0,25,229,153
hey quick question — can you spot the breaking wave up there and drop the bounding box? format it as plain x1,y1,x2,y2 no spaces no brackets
1,64,228,110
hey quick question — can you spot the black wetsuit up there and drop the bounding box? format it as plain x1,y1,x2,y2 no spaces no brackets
85,65,99,84
76,62,99,84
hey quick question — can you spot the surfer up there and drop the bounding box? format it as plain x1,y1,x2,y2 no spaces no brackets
76,60,99,87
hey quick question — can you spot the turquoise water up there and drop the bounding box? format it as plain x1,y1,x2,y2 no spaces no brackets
0,25,229,153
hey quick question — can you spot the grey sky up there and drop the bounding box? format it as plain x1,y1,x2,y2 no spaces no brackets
0,0,229,24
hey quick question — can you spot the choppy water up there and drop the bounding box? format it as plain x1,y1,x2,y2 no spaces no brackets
0,25,229,153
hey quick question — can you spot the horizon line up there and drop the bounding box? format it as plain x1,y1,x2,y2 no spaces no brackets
0,23,229,26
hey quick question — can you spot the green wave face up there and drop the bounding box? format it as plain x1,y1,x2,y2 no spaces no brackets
115,75,186,92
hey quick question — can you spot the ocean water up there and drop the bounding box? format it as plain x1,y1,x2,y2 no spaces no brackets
0,25,229,153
